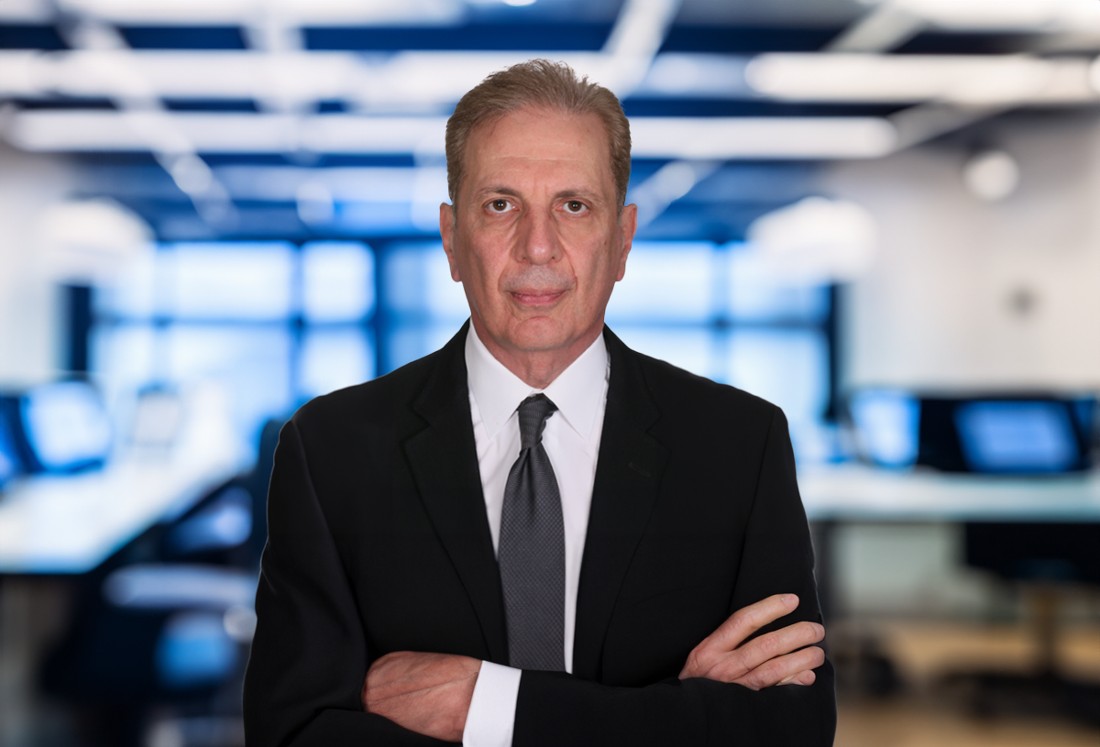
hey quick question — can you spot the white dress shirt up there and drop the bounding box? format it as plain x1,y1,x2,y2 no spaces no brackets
462,325,609,747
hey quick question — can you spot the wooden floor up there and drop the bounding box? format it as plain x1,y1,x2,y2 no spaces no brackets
835,620,1100,747
839,697,1100,747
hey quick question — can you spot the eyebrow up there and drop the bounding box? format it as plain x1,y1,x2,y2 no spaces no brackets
473,186,604,203
475,186,521,199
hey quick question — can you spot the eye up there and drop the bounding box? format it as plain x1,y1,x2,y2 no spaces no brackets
563,200,588,214
486,198,514,213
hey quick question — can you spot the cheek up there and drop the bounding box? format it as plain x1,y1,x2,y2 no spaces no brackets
460,251,506,304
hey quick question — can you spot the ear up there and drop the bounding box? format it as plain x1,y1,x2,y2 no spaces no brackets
439,202,461,282
615,203,638,281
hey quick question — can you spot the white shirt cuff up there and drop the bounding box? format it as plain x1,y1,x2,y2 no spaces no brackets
462,661,522,747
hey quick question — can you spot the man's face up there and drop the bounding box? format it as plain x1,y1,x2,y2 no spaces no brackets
441,106,636,377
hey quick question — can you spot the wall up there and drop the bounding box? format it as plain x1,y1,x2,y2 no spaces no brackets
0,145,73,383
827,111,1100,393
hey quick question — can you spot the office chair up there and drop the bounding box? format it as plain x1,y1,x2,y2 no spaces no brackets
37,416,284,746
952,521,1100,726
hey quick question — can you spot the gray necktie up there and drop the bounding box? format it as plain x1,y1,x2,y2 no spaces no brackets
498,394,566,671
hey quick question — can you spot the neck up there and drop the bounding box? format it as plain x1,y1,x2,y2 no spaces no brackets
471,322,601,390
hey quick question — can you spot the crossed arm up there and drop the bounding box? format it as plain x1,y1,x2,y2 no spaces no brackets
245,408,835,746
364,593,827,743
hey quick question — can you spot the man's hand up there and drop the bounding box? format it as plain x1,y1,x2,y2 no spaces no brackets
363,651,481,743
679,593,826,691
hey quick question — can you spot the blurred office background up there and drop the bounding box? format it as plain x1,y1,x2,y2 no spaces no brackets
1,0,1100,745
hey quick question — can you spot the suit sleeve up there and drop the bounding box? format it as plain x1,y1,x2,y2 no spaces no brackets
511,408,837,747
243,419,452,746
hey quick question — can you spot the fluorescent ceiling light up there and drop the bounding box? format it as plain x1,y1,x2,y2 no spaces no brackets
7,111,451,154
361,52,599,107
300,116,449,154
639,54,753,98
29,48,1082,110
6,111,899,160
963,150,1020,202
747,197,879,284
56,0,465,25
0,51,41,96
889,0,1100,31
214,166,448,201
6,49,761,107
630,117,897,160
10,111,289,153
0,0,52,22
0,50,318,99
2,50,609,106
598,0,680,95
746,53,1098,106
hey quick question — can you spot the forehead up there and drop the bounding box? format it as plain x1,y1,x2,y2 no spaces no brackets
462,106,613,191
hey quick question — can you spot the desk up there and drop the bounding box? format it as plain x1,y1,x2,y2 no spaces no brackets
800,465,1100,524
798,465,1100,717
799,465,1100,617
0,438,248,744
0,443,247,576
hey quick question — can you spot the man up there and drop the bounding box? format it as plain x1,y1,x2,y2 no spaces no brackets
244,59,835,746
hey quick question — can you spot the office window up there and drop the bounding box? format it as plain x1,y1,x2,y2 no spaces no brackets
384,243,466,320
165,326,292,440
608,243,716,322
165,243,295,320
95,252,158,320
725,329,830,429
90,241,376,446
88,238,834,461
382,242,470,369
91,324,159,387
610,326,717,380
300,329,374,399
726,248,830,323
607,242,831,426
302,242,375,322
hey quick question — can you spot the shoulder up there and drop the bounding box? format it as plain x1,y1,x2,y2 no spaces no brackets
289,330,464,444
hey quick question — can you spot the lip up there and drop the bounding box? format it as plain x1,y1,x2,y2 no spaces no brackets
510,290,565,307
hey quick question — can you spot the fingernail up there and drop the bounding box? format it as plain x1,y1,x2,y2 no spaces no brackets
783,594,799,607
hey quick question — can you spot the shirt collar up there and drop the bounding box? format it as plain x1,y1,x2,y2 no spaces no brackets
465,323,609,444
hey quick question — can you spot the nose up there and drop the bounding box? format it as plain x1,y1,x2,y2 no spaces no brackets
515,209,561,265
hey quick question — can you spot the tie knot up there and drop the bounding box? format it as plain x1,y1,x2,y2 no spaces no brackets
516,394,557,449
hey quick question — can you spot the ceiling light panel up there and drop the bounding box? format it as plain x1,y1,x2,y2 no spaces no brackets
890,0,1100,32
0,0,53,22
627,117,898,159
6,51,727,108
7,110,899,160
746,53,1099,106
55,0,466,25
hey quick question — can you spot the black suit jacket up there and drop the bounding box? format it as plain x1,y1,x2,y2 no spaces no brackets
243,325,836,746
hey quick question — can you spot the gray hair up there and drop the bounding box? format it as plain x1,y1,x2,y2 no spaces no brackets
445,59,632,207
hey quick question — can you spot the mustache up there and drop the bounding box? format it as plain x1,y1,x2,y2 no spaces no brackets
501,266,573,294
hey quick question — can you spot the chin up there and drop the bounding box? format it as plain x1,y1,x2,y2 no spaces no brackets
507,318,573,353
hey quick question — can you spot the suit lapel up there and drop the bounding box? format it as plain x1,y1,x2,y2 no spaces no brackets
573,329,668,679
402,325,509,664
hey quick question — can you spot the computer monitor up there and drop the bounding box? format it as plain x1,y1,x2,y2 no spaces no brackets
127,385,185,450
918,395,1094,475
847,389,920,469
955,400,1090,474
14,380,113,474
0,406,23,491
